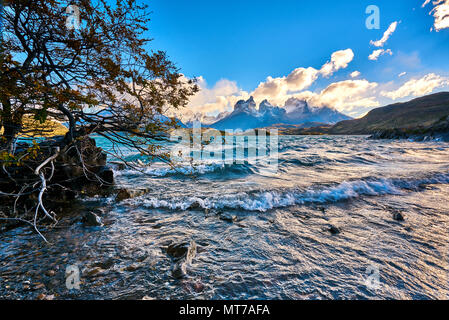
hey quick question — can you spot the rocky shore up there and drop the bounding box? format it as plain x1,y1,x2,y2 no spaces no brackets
368,115,449,142
0,134,114,228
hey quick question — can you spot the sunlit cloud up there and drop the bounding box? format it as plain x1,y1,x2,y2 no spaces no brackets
369,49,393,61
423,0,449,31
422,0,431,7
179,76,249,120
319,49,355,77
381,73,449,99
398,72,407,77
180,48,384,119
293,79,380,114
370,21,398,47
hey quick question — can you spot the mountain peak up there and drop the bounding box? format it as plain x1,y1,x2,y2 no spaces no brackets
210,97,351,131
234,96,257,114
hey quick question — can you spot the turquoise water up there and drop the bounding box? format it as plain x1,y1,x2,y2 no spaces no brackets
1,135,449,299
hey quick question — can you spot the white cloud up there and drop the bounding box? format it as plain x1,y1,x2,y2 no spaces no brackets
182,48,376,119
350,71,361,78
293,79,379,113
422,0,431,7
180,77,249,119
370,21,398,47
251,49,354,104
252,67,320,103
368,49,393,61
320,49,354,77
398,72,407,77
381,73,449,99
426,0,449,31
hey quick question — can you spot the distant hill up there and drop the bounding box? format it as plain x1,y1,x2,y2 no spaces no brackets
329,92,449,134
0,115,68,138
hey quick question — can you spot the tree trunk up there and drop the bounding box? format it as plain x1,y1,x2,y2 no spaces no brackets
1,96,22,152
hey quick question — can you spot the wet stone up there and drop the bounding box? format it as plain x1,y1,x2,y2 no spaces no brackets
393,211,404,221
328,225,340,235
83,212,103,227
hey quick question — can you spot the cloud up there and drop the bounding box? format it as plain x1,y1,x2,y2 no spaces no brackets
183,48,365,119
370,21,398,47
398,72,407,77
319,49,355,77
381,73,449,99
425,0,449,31
368,49,393,60
293,79,379,113
252,67,320,104
422,0,431,7
180,77,249,119
350,71,361,78
251,49,354,104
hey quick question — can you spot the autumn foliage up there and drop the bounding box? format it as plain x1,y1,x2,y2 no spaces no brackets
0,0,198,153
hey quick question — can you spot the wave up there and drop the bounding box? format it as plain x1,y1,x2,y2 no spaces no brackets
123,172,449,212
113,161,256,178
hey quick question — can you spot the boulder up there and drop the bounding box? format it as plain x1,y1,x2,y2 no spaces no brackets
392,211,404,221
83,212,103,226
328,225,340,235
115,188,149,202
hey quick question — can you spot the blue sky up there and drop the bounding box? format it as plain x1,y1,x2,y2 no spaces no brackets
139,0,449,118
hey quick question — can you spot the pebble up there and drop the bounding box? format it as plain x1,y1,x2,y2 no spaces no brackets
46,270,56,277
328,225,340,235
393,211,404,221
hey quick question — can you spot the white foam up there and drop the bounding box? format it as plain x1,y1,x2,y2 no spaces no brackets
126,178,406,212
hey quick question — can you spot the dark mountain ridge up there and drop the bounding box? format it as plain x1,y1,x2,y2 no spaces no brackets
329,92,449,134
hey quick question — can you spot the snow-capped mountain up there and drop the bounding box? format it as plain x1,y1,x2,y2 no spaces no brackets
185,110,230,127
209,96,351,131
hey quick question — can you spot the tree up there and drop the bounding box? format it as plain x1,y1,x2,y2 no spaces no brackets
0,0,198,240
1,0,197,148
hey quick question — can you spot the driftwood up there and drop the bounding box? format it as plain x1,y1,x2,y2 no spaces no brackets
0,135,114,242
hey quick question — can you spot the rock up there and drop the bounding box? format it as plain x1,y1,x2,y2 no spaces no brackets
37,294,54,300
124,264,140,272
99,167,114,184
93,258,115,270
85,267,104,277
167,241,197,261
172,261,187,279
188,201,202,210
37,293,47,300
392,211,404,221
185,241,197,264
167,241,197,279
142,295,154,300
219,213,237,223
193,282,205,293
46,270,56,277
115,188,149,202
34,283,45,290
116,188,132,202
166,242,190,259
328,225,340,235
83,212,103,226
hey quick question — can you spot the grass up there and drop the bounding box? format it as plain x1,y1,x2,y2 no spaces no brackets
0,115,68,138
